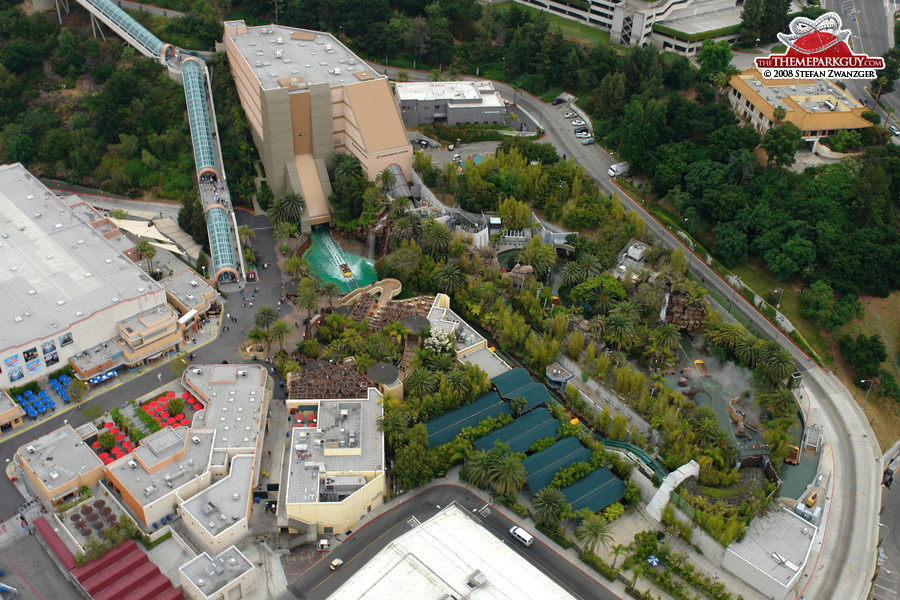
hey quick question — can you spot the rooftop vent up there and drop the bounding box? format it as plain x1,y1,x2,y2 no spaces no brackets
192,436,201,444
190,280,198,287
128,460,137,469
27,445,35,454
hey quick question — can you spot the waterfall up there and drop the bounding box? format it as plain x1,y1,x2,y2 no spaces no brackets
659,291,670,322
367,229,376,261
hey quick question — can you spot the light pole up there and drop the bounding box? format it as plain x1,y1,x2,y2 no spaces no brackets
201,265,207,279
861,378,877,410
774,288,784,308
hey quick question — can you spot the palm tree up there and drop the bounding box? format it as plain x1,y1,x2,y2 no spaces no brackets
605,312,635,350
516,237,556,279
268,319,290,351
532,487,568,529
426,352,455,371
421,218,451,254
278,191,306,223
462,450,492,489
576,254,602,280
405,366,438,398
332,153,362,182
760,341,795,383
320,281,342,308
138,240,156,273
394,215,417,240
284,256,310,280
375,168,397,192
559,262,585,288
389,195,411,218
610,543,630,569
435,263,464,294
576,513,613,556
509,396,528,417
445,369,470,400
378,406,408,450
689,405,720,446
656,323,681,350
296,278,319,320
490,453,526,497
734,335,760,366
254,305,279,331
238,225,256,248
472,281,499,307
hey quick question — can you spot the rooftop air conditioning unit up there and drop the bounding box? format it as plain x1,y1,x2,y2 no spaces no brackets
275,50,283,59
128,460,137,469
276,37,284,44
190,280,198,287
192,436,201,445
193,368,203,374
238,370,247,377
27,445,35,454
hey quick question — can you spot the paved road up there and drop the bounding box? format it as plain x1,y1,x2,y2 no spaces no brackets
873,455,900,600
287,485,619,600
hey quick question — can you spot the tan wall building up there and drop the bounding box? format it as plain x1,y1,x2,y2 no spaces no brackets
728,69,874,141
224,21,412,231
180,546,257,600
0,390,25,434
16,424,105,505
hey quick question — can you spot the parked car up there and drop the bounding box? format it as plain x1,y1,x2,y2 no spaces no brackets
330,558,344,571
581,137,596,146
571,119,586,126
574,127,589,134
890,125,900,136
564,112,578,119
552,98,566,106
575,131,591,138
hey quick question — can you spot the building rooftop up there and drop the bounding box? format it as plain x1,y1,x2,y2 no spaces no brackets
18,424,103,493
726,507,816,587
0,390,19,414
0,164,163,354
181,455,254,537
460,347,509,379
108,427,214,505
427,304,486,353
395,81,505,108
180,546,254,598
118,304,176,335
328,503,575,600
225,23,379,92
183,365,268,452
163,268,216,313
731,69,872,132
286,387,383,504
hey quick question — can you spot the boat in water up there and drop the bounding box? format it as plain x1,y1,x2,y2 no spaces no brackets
339,263,353,278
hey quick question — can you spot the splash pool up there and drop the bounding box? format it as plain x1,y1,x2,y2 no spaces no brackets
303,228,377,293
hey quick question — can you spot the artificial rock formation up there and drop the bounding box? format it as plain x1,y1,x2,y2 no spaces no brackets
665,291,706,335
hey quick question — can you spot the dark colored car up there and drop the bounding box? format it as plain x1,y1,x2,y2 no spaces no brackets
552,98,566,106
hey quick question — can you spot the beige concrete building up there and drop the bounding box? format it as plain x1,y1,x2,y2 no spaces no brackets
223,21,413,231
180,546,258,600
728,69,874,141
0,390,25,434
16,424,105,505
283,387,385,535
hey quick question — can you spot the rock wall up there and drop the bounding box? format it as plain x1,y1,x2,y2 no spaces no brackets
665,292,706,335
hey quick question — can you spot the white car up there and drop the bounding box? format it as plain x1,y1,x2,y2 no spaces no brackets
575,131,591,138
564,112,578,119
571,119,586,126
890,125,900,136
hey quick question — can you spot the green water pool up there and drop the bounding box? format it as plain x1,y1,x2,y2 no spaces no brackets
303,229,377,293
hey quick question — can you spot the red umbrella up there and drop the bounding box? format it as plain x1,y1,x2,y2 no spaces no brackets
174,413,184,420
104,422,114,428
126,447,134,453
122,440,133,448
159,412,170,419
193,403,203,410
143,406,153,413
167,391,176,399
115,433,126,441
99,452,109,460
187,397,196,403
153,415,162,422
109,427,119,435
103,457,113,465
166,417,176,425
92,441,100,449
180,419,190,426
158,396,167,403
181,392,191,399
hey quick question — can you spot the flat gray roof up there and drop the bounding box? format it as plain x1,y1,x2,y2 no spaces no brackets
181,455,254,537
183,365,268,452
109,427,214,506
18,425,103,493
395,81,505,107
226,23,380,91
461,347,510,379
0,164,162,353
0,390,18,414
328,503,575,600
286,387,383,504
427,304,486,353
163,268,216,313
180,546,254,597
726,508,815,586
